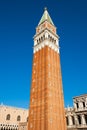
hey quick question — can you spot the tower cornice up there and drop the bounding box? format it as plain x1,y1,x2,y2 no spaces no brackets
33,9,60,54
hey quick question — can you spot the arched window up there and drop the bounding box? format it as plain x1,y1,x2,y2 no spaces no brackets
52,38,54,42
27,117,28,122
39,38,41,43
50,37,52,41
17,115,21,121
6,114,10,120
48,35,50,40
43,35,45,40
72,116,75,125
83,102,85,107
77,115,81,125
66,117,69,126
54,40,56,44
84,115,87,124
37,40,39,44
76,103,79,109
1,127,3,130
41,37,43,42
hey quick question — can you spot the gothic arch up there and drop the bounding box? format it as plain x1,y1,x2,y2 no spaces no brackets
6,114,10,120
17,115,21,121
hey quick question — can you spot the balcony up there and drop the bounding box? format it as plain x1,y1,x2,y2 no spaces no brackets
67,124,87,129
74,107,87,112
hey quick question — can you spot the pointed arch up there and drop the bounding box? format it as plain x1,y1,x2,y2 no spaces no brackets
17,115,21,121
6,114,10,120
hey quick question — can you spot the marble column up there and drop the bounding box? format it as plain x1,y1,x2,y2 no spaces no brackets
79,102,83,109
74,103,77,110
68,115,73,126
74,115,79,126
81,114,86,125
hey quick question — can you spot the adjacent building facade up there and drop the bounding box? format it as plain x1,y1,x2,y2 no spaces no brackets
0,94,87,130
66,94,87,130
0,105,28,130
0,7,86,130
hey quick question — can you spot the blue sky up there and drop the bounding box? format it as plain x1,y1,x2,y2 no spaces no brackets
0,0,87,109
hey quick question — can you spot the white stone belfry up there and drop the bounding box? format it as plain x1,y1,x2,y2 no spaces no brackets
33,8,59,54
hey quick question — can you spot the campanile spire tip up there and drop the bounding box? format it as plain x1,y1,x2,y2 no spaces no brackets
38,7,54,26
44,7,47,11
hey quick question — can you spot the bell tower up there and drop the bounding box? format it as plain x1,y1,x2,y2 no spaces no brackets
28,8,66,130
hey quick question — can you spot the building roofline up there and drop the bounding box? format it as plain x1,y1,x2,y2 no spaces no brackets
0,104,28,110
73,93,87,99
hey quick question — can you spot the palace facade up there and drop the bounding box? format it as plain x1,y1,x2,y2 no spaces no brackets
0,105,28,130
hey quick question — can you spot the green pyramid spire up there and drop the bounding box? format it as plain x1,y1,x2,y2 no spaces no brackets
38,8,54,26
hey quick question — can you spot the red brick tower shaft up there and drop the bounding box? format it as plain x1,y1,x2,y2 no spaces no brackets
28,8,66,130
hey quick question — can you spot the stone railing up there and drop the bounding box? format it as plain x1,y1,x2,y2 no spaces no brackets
67,124,87,129
74,107,87,112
